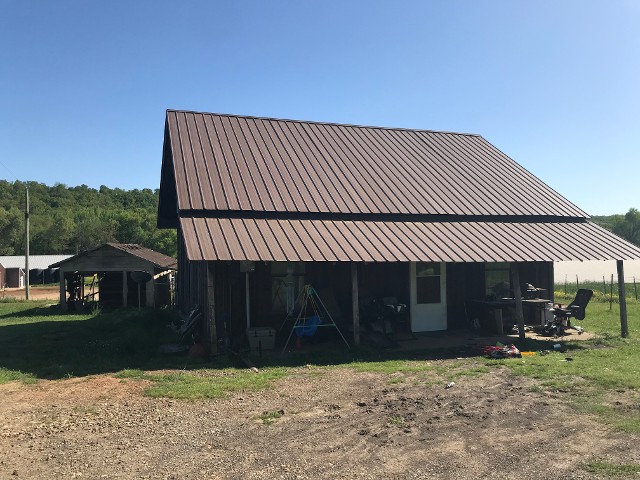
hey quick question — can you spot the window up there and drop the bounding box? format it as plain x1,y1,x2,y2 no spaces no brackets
271,262,305,315
416,262,441,304
485,263,511,299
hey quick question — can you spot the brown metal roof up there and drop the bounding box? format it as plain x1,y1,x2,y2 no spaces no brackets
107,244,177,269
162,110,588,219
50,244,177,269
180,218,640,262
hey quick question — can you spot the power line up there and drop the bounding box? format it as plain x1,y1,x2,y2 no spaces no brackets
0,158,18,179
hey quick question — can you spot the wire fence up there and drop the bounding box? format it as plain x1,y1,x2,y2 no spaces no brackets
555,274,639,307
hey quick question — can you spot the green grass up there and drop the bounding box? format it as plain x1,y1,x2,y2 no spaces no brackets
0,366,37,384
389,415,405,426
258,409,285,425
491,300,640,431
0,300,211,380
143,368,289,399
116,367,289,399
348,359,435,375
583,461,640,477
554,280,640,306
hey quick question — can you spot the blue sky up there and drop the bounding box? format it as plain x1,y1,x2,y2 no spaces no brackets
1,0,638,215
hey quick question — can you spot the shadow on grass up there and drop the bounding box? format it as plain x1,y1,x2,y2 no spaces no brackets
0,304,597,380
246,332,593,370
0,305,226,379
0,304,69,319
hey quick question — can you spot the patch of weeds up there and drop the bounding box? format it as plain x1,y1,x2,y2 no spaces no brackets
73,405,99,415
387,377,405,385
448,365,491,378
0,367,37,385
259,409,284,425
575,398,640,433
114,369,153,380
0,297,25,303
583,461,640,476
143,368,289,400
389,415,405,426
348,360,433,375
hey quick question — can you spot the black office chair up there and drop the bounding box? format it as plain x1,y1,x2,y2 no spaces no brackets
543,289,593,336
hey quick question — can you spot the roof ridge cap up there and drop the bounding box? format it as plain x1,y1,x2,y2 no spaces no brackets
165,109,482,137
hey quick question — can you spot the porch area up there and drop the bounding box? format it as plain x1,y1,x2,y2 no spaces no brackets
181,259,567,354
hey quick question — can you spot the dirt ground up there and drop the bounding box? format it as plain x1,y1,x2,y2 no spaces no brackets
1,364,638,480
1,286,60,301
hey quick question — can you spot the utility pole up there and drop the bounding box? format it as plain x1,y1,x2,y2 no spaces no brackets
25,187,30,300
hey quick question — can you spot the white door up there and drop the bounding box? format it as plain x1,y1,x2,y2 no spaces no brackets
410,262,447,332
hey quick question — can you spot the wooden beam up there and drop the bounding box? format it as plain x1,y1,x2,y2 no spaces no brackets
351,262,360,346
511,263,525,340
617,260,628,338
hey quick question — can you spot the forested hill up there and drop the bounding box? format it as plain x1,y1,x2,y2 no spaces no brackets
0,180,176,257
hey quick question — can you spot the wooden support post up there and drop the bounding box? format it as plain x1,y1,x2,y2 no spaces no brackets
617,260,628,338
207,263,216,353
548,261,555,304
511,263,525,341
122,271,128,308
245,271,250,329
351,262,360,346
145,270,154,308
59,270,67,311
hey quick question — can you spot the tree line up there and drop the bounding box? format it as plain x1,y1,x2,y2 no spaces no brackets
592,209,640,247
0,179,638,259
0,180,176,258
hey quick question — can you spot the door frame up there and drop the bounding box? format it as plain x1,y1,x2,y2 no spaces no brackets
409,261,447,332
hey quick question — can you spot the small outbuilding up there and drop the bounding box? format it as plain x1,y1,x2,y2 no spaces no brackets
0,255,71,288
50,243,176,311
0,263,5,290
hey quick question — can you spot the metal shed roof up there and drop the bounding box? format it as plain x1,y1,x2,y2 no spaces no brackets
180,217,640,263
0,255,72,270
49,244,176,269
160,111,587,222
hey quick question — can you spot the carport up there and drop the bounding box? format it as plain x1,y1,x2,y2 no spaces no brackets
50,243,176,311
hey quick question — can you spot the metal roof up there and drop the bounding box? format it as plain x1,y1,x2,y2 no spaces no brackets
107,243,177,268
160,111,640,263
0,255,72,270
162,110,587,219
180,217,640,262
49,244,176,269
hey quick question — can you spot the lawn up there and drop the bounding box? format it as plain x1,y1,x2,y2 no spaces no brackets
1,294,640,433
0,301,203,381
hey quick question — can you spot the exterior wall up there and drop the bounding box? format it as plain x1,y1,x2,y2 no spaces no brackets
176,257,556,348
0,264,5,289
6,268,24,288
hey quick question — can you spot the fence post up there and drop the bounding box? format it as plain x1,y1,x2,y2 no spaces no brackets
618,261,628,338
610,274,614,311
603,276,607,296
634,276,637,301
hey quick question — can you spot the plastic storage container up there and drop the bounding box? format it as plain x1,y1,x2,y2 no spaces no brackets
246,327,276,351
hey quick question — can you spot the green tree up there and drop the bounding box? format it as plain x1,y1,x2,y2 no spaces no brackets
613,208,640,246
0,207,24,255
0,179,175,258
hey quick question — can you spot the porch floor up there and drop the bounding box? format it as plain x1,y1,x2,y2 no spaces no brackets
260,327,595,362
